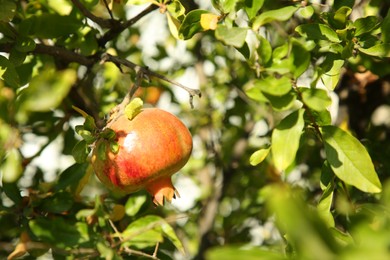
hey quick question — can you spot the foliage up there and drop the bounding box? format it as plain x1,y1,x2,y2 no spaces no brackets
1,0,390,259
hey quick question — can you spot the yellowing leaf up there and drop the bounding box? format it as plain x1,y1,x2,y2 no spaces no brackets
110,204,126,222
200,13,219,30
250,147,270,166
1,148,22,183
166,13,181,39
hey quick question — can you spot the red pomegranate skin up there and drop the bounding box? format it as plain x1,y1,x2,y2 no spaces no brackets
91,108,192,205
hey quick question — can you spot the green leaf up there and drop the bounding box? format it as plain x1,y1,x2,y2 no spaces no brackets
320,161,334,190
206,245,285,260
96,140,108,161
0,55,20,88
125,97,144,120
263,91,297,111
9,48,27,66
290,40,311,78
55,163,89,193
235,42,250,59
249,147,270,166
178,10,210,40
0,148,22,183
1,182,22,205
296,24,341,43
254,76,292,96
97,242,117,260
297,5,314,19
215,26,248,48
0,22,16,38
321,125,382,193
244,0,264,20
40,191,74,214
317,181,335,227
109,141,119,154
271,109,305,171
0,0,16,22
122,215,165,249
333,0,354,10
359,44,390,58
321,59,344,90
84,115,97,132
127,0,151,4
244,80,267,102
29,218,89,248
167,0,186,20
78,129,95,144
15,36,36,52
72,140,90,163
353,16,380,37
381,9,390,43
160,218,185,254
264,185,338,258
17,69,76,118
308,110,332,126
212,0,237,13
166,12,181,39
329,6,351,29
20,14,82,38
125,194,148,216
330,228,354,248
122,215,184,252
299,87,332,111
100,128,116,140
257,35,272,65
253,6,298,30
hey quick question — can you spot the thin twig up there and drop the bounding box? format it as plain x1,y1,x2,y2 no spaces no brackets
108,218,159,259
71,0,119,28
111,214,188,248
102,0,114,20
153,242,160,258
108,219,123,241
101,53,201,108
98,4,159,46
123,246,160,260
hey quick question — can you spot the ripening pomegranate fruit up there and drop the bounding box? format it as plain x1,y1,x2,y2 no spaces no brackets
91,108,192,206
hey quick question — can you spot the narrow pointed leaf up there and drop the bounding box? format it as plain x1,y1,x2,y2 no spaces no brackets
250,147,270,166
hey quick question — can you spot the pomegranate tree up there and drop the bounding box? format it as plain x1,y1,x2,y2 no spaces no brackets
91,102,192,206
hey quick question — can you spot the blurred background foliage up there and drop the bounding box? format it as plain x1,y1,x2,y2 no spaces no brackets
1,0,390,259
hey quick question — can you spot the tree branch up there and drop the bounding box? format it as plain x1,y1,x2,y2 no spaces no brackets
98,4,159,47
71,0,119,28
101,53,201,107
0,43,96,66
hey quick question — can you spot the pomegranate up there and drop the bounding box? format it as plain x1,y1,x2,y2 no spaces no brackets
91,108,192,205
